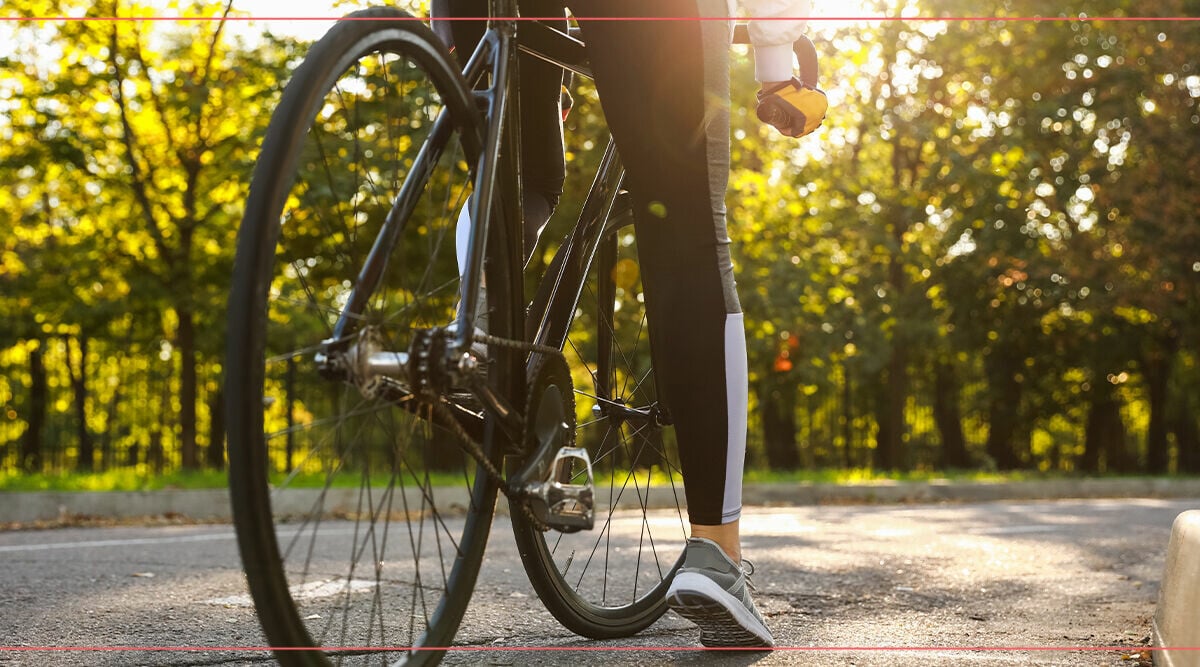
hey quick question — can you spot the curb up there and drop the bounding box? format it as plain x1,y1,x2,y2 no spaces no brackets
3,478,1200,525
1153,510,1200,667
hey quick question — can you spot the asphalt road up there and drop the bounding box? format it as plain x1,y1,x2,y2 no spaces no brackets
1,498,1192,666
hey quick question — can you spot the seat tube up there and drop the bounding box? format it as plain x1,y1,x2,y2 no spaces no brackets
457,19,520,354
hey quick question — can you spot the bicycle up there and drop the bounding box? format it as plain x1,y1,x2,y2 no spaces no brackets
225,3,819,664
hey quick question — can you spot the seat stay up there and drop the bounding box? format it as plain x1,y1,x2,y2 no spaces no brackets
455,28,515,356
527,139,625,352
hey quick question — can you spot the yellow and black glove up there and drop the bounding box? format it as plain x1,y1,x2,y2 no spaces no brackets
756,78,828,139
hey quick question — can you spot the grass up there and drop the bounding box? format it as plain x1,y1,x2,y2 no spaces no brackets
741,468,1035,485
0,468,473,493
0,468,230,492
2,466,1191,493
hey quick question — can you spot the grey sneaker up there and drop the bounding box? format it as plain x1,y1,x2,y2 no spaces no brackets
666,537,774,649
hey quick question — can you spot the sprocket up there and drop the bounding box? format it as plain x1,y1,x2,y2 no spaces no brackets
521,351,576,465
507,350,587,532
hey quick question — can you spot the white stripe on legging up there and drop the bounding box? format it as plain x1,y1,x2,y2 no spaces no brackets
723,312,748,523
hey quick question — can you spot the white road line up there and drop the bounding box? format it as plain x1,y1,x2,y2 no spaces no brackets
0,526,367,553
204,579,377,607
970,525,1061,535
0,532,238,553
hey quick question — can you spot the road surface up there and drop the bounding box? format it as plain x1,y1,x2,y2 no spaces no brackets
1,498,1189,666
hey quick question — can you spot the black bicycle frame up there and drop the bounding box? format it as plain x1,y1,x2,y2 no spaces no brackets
448,4,630,436
327,4,742,442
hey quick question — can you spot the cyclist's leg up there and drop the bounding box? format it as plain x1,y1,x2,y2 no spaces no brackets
568,0,747,535
568,1,774,647
431,0,568,260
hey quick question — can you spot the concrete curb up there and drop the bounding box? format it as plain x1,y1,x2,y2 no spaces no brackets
3,477,1200,525
1153,510,1200,667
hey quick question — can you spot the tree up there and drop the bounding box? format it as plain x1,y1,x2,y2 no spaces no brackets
1,0,294,471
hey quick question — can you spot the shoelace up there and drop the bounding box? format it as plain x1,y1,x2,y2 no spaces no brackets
740,558,758,591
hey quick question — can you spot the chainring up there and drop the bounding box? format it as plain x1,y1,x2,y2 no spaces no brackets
522,351,576,462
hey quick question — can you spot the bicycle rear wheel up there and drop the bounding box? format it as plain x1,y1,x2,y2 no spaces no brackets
512,204,689,638
226,9,517,665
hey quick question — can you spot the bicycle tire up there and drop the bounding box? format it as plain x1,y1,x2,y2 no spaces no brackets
226,8,518,665
511,204,688,639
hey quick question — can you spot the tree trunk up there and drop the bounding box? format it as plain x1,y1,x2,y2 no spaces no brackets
207,387,225,470
66,335,95,472
100,378,122,471
934,360,970,469
760,377,799,470
1081,380,1127,473
20,341,47,473
149,430,165,475
1014,420,1034,470
1174,412,1200,474
100,331,133,471
1143,348,1173,474
872,363,906,471
151,365,171,474
880,130,912,473
841,360,854,468
801,391,816,468
178,307,199,469
873,370,891,469
882,350,907,470
984,349,1022,470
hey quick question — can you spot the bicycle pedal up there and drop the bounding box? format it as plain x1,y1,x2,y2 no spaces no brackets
523,446,594,533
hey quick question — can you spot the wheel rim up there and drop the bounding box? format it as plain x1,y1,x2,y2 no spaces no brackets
525,217,688,628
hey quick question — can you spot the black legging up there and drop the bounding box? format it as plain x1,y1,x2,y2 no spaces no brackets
433,0,747,526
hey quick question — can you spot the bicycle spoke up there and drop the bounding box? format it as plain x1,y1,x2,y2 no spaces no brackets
520,206,689,634
574,431,652,589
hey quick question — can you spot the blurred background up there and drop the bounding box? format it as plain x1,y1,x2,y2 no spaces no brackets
1,0,1197,488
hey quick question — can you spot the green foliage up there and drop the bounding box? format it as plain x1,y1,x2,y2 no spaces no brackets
726,0,1200,471
2,0,1199,481
1,0,298,473
0,468,229,492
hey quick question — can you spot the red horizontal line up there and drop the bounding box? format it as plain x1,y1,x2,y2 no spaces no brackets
2,15,1199,22
0,645,1184,652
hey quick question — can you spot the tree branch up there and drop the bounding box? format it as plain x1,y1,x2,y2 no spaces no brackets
193,0,235,149
181,0,235,236
108,2,173,268
128,18,180,164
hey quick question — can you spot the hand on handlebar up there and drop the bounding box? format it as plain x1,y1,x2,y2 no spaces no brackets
756,78,828,139
746,31,828,139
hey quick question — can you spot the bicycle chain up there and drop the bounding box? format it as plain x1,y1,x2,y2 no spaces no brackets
474,332,563,357
428,332,567,533
430,398,553,534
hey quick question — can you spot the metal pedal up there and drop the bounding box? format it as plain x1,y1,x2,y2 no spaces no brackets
523,446,594,533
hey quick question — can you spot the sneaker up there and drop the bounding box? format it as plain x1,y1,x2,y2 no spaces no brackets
666,537,775,649
756,77,828,139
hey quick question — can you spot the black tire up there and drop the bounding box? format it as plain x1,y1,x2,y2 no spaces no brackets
512,206,688,638
226,9,517,665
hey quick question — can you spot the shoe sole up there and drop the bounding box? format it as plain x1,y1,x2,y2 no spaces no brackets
666,572,774,649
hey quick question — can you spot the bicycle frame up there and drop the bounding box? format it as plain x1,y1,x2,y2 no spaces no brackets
319,5,773,447
459,11,781,364
438,3,630,442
